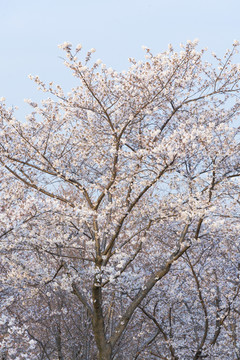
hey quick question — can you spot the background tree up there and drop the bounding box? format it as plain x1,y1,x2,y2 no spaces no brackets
0,40,240,359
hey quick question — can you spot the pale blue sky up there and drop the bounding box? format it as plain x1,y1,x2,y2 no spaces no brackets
1,0,240,116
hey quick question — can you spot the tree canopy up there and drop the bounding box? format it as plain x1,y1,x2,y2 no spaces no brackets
1,40,240,359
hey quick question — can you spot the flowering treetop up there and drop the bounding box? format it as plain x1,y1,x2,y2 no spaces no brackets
0,40,240,359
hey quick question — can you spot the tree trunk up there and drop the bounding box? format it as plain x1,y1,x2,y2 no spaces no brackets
92,275,112,360
97,345,112,360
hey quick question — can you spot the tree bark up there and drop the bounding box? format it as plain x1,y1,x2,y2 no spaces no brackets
92,275,112,360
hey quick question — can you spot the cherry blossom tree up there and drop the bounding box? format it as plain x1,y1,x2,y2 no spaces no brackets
1,40,240,359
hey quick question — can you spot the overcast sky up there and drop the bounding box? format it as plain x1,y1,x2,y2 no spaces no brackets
1,0,240,117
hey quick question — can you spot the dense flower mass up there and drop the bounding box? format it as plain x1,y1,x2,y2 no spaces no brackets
0,41,240,359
